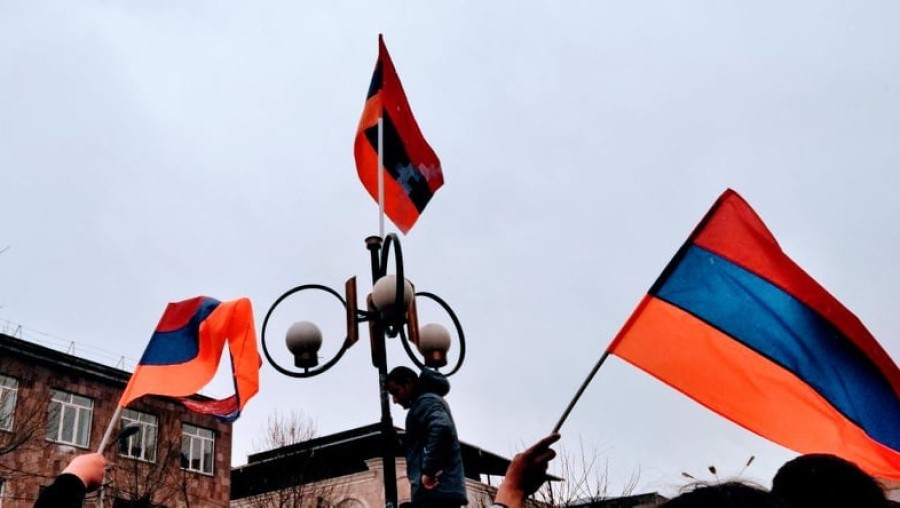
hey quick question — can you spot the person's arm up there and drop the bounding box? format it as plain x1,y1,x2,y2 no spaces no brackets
492,434,560,508
33,474,87,508
416,396,456,486
34,453,106,508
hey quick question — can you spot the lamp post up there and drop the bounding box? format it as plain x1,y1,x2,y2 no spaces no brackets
260,233,466,508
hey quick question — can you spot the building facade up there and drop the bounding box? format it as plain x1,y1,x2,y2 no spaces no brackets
0,333,232,507
230,423,544,508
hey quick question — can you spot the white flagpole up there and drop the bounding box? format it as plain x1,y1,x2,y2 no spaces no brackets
378,116,385,239
97,405,124,452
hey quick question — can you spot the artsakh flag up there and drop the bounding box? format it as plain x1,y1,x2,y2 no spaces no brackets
354,34,443,234
118,296,261,422
608,189,900,479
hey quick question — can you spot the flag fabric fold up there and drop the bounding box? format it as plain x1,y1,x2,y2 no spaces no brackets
118,296,261,422
608,189,900,479
354,34,443,234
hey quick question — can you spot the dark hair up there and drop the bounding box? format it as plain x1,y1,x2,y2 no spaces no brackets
663,482,786,508
387,366,418,385
771,454,888,508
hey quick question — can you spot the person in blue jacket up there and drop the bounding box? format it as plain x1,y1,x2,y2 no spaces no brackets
387,366,468,508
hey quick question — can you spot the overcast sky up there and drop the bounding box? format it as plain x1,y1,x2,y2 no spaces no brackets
2,0,899,498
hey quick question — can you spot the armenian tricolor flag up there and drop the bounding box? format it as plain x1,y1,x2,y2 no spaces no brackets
354,34,443,234
118,296,261,422
608,189,900,479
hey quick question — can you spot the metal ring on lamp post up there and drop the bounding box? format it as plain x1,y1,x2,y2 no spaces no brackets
378,233,407,337
260,235,464,508
398,291,467,377
261,284,355,378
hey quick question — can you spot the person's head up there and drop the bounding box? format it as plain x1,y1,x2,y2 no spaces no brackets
386,366,418,409
771,453,888,508
663,482,785,508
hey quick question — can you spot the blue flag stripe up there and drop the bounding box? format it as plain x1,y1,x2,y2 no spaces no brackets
653,245,900,452
139,298,220,365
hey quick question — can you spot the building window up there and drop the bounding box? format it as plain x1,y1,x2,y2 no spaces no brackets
0,375,17,432
181,424,214,475
119,409,158,462
47,389,93,447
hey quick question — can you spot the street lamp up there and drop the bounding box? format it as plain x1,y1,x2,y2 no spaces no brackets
260,233,466,508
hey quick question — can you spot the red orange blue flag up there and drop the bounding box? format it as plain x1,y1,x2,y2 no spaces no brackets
608,189,900,479
118,296,261,422
354,34,443,234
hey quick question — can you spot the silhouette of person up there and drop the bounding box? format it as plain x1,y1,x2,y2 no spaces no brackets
387,366,467,507
771,453,889,508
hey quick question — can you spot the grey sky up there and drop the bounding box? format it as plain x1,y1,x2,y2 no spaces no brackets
2,0,899,497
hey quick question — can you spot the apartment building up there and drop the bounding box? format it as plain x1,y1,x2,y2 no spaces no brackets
0,332,232,507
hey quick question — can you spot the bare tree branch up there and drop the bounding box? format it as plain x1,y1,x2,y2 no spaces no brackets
240,410,347,508
533,436,640,506
253,409,318,452
0,358,55,480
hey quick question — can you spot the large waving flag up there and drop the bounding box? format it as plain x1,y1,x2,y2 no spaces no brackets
608,189,900,479
119,296,261,422
354,34,443,234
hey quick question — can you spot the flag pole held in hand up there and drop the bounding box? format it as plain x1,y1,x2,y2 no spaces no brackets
552,351,611,433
